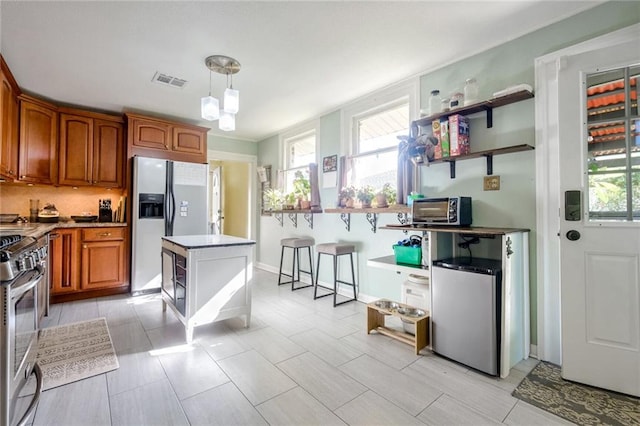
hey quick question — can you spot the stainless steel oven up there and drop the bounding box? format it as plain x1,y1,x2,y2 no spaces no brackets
1,235,46,426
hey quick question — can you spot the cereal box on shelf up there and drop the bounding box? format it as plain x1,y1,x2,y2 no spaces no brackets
432,120,442,160
439,118,450,158
449,114,470,156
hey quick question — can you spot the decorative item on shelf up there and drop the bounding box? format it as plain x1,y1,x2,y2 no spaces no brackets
264,188,284,211
292,170,311,209
356,185,375,208
375,183,397,207
201,55,241,132
338,185,356,208
449,91,464,110
464,78,479,105
283,192,296,210
428,89,441,116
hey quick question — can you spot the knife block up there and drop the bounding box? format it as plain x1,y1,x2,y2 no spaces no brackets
98,208,112,223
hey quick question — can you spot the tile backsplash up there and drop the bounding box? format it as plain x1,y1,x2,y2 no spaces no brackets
0,183,125,219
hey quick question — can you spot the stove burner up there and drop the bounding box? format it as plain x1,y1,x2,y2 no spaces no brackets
0,234,22,250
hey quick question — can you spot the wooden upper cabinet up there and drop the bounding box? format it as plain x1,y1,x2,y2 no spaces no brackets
127,113,208,163
93,119,124,188
18,95,58,185
173,126,206,156
0,55,20,180
58,108,124,188
58,113,93,186
129,115,171,151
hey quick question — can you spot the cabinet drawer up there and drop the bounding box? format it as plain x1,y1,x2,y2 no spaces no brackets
82,227,125,241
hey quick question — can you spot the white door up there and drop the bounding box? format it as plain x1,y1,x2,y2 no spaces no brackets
558,38,640,396
210,166,223,234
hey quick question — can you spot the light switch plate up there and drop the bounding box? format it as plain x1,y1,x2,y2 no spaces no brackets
483,175,500,191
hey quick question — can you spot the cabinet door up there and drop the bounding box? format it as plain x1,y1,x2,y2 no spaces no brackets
58,113,93,186
81,239,125,290
0,72,18,179
172,126,206,156
49,229,80,294
93,119,124,188
130,117,171,151
18,98,58,184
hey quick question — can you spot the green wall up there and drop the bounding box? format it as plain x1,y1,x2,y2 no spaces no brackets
207,134,258,156
255,2,639,347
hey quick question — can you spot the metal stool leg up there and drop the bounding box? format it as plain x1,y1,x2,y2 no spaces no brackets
350,253,357,301
332,254,338,307
307,246,314,284
313,252,321,299
277,245,286,286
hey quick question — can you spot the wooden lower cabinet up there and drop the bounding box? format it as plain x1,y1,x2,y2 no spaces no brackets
49,229,80,294
81,228,126,290
49,226,128,301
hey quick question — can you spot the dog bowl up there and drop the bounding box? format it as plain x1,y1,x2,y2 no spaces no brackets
397,307,426,318
374,300,400,310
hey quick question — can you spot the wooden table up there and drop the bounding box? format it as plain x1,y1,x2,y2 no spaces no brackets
366,299,430,355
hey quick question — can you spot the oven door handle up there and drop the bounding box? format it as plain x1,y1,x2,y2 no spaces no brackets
10,269,43,298
16,363,42,426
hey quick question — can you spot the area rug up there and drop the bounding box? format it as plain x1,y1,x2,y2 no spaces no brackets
36,317,119,390
512,361,640,425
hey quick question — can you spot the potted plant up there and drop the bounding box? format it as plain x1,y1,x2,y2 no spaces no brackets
338,185,356,208
375,183,397,207
292,170,311,209
263,188,284,211
283,191,296,209
356,185,375,208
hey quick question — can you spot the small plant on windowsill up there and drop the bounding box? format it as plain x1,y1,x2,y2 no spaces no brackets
292,170,311,209
264,188,284,211
283,192,296,210
338,185,356,208
356,185,375,208
375,183,397,208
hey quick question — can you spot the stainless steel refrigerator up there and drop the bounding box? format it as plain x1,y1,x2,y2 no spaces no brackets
131,156,209,295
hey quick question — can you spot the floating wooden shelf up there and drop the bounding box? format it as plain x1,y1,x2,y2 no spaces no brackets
412,89,534,130
420,144,535,178
324,205,410,233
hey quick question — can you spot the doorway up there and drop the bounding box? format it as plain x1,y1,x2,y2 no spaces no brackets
536,24,640,397
207,151,257,240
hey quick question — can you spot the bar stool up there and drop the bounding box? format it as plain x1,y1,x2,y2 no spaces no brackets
313,243,357,306
278,237,315,291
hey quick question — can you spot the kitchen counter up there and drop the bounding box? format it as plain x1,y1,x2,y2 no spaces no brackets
161,234,255,249
0,222,127,239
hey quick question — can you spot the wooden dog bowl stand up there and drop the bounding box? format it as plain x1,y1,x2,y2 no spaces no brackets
366,299,430,355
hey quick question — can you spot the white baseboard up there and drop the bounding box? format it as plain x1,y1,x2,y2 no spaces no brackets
255,262,376,304
529,344,538,359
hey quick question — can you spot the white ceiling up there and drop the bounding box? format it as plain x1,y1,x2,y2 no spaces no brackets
1,1,603,142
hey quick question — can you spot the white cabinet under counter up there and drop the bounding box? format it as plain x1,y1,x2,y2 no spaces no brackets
161,234,256,342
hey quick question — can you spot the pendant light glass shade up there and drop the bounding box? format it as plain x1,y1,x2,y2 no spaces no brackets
201,95,219,121
219,111,235,131
223,88,239,113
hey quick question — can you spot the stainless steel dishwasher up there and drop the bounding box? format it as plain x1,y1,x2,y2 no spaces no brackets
431,257,502,376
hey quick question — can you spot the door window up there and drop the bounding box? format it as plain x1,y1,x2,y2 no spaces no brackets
586,65,640,221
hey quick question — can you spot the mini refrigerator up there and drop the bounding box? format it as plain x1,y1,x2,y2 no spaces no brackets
431,257,502,376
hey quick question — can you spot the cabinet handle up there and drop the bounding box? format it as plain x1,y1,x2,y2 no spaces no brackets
83,244,87,249
49,233,60,239
20,175,26,179
98,232,111,237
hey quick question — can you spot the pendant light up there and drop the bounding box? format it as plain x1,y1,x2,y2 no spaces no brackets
223,73,239,114
219,110,235,132
201,67,219,121
202,55,240,131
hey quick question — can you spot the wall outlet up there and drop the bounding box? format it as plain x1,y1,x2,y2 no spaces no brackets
483,175,500,191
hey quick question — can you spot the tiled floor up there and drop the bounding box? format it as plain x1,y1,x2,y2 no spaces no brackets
19,268,573,425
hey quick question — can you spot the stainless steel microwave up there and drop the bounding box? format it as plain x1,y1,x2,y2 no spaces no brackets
411,197,472,226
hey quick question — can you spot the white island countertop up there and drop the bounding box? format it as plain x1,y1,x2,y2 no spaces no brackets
162,234,256,249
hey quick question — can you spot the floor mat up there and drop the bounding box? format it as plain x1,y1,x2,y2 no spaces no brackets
512,361,639,425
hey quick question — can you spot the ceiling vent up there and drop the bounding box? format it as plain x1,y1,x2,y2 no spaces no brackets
152,72,187,88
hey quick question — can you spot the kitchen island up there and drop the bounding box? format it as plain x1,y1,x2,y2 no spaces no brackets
161,234,256,342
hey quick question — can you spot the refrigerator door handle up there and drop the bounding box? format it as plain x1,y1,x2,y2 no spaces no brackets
165,161,172,236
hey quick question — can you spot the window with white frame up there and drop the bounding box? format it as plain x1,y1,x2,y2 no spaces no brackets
343,81,417,197
281,124,317,194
